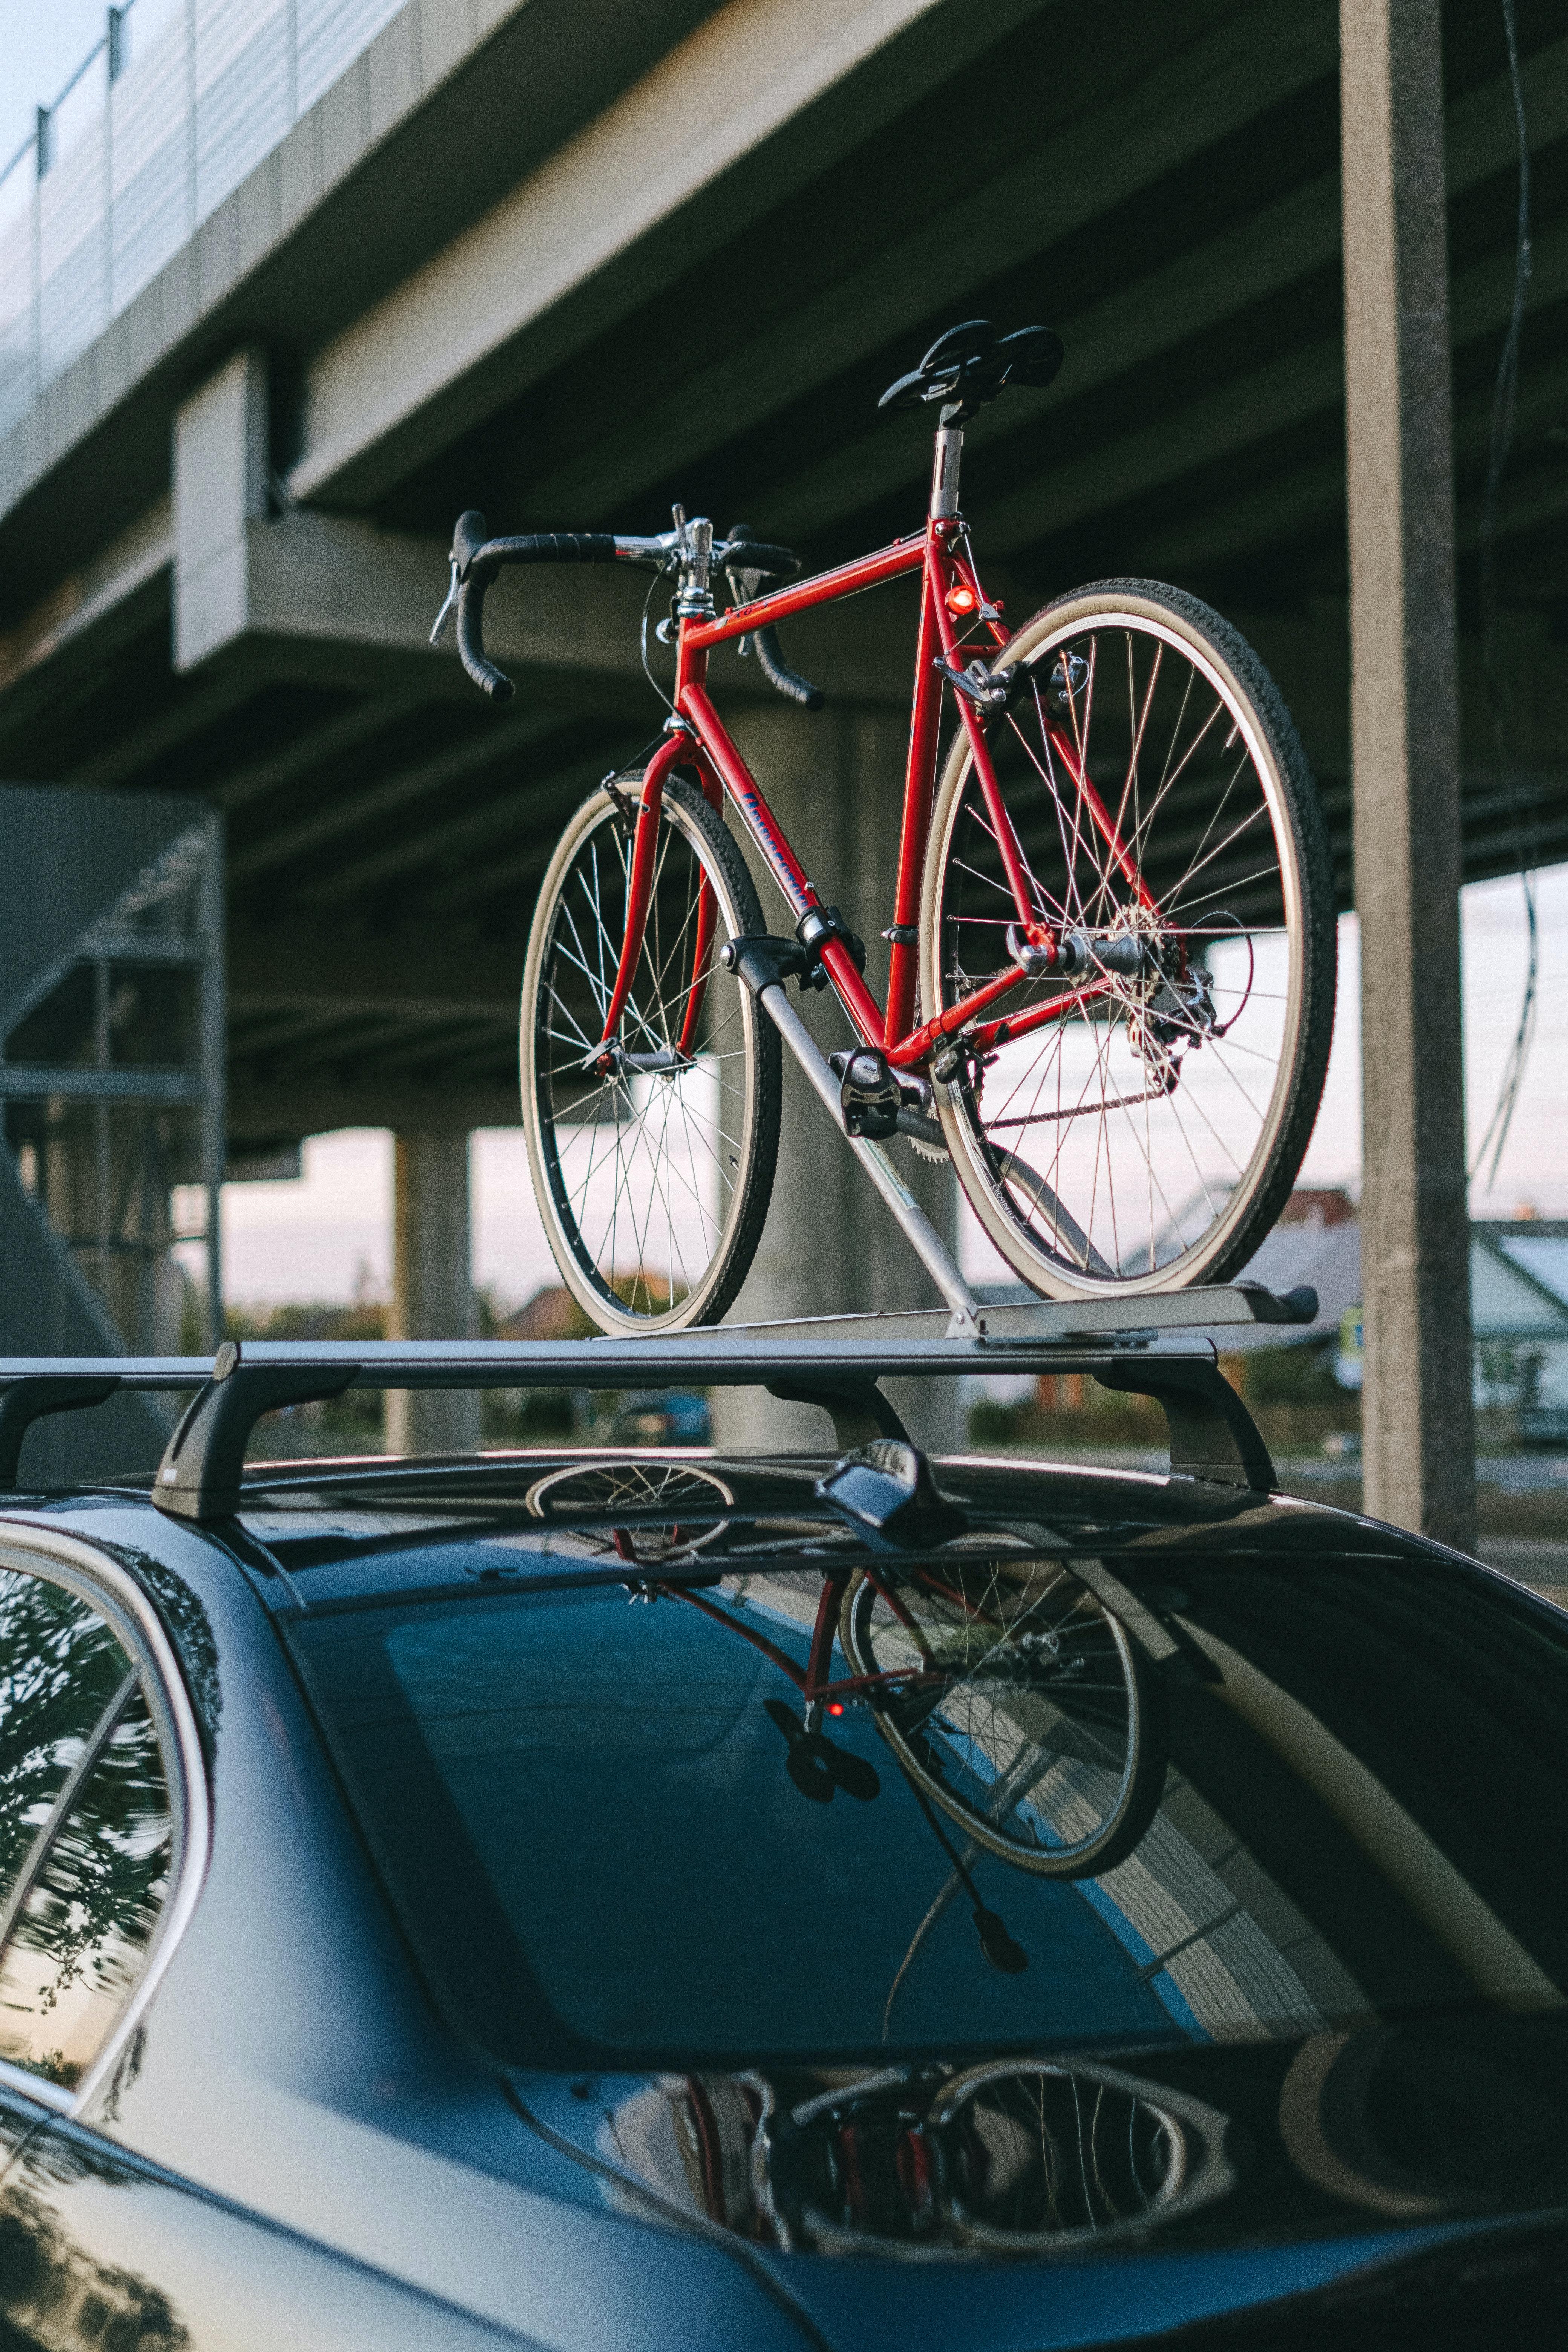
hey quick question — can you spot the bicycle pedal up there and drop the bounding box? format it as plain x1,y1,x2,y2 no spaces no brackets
830,1047,902,1139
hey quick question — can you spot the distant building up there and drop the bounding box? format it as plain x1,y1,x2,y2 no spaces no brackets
1228,1202,1568,1421
1469,1223,1568,1426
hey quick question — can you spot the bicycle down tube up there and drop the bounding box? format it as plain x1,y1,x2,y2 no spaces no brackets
596,525,1145,1068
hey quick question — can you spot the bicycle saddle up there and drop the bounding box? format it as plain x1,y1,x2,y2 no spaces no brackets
878,319,1064,417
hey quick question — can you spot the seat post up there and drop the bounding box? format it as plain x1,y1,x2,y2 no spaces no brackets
929,417,963,518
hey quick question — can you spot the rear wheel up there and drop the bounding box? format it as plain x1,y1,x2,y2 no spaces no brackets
839,1557,1167,1877
520,772,780,1333
920,579,1335,1295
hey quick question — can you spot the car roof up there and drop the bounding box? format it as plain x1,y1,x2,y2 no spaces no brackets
8,1446,1440,1617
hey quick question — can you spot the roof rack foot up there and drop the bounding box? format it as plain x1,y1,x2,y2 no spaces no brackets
154,1341,358,1521
765,1377,910,1450
0,1376,120,1486
1094,1357,1276,1492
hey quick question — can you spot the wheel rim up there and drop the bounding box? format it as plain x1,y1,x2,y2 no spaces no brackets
524,793,760,1330
524,1461,735,1561
842,1559,1150,1876
927,607,1307,1291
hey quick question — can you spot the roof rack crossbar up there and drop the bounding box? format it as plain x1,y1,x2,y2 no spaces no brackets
135,1333,1276,1524
0,1280,1303,1519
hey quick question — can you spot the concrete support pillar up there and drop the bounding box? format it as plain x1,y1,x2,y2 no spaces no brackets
1340,0,1476,1549
709,704,962,1453
384,1131,481,1455
173,349,267,672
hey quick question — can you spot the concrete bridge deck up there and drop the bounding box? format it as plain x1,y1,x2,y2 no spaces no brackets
0,0,1562,1514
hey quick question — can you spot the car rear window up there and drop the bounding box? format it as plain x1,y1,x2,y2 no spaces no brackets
289,1550,1568,2069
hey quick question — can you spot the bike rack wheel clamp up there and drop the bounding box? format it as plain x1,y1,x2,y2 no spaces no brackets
719,933,983,1336
0,1278,1318,1523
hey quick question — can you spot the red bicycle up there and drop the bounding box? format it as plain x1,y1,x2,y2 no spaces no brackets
520,1458,1166,1883
433,319,1336,1334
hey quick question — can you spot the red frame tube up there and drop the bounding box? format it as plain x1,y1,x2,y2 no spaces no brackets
664,1576,930,1703
684,536,925,651
596,730,689,1046
1044,722,1158,911
596,513,1154,1076
927,544,1038,929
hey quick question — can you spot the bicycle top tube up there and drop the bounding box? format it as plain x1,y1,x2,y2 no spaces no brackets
683,535,926,652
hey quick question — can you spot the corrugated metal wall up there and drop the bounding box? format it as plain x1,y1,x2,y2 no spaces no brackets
0,783,224,1484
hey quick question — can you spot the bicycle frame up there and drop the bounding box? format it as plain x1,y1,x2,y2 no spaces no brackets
597,480,1146,1071
657,1564,934,1712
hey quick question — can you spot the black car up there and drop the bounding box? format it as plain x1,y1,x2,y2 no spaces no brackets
0,1393,1565,2347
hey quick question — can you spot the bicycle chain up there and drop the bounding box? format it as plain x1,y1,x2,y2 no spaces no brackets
983,1076,1176,1130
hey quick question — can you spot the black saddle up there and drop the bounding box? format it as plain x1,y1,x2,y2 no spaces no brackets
879,319,1064,420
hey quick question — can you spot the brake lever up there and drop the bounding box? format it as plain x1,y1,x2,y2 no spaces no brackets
429,556,461,647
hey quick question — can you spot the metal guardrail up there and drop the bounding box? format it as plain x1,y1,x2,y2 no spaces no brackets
0,0,406,438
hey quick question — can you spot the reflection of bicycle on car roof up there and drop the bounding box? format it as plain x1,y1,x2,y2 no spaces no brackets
526,1460,1167,1887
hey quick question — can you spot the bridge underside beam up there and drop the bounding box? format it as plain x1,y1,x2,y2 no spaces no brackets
0,0,1561,1188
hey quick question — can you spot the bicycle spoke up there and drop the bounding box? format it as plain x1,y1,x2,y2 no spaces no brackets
529,782,773,1327
934,603,1312,1284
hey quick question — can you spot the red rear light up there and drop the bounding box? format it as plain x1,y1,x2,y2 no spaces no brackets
946,584,977,615
827,1701,845,1716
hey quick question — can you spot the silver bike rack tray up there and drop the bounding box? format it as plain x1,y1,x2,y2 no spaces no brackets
0,1277,1315,1524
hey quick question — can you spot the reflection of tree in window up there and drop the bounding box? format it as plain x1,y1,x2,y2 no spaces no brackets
0,1685,172,2087
0,2176,190,2352
0,1571,134,1896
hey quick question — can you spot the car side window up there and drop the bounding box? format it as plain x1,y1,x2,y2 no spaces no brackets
0,1569,135,1902
0,1566,175,2090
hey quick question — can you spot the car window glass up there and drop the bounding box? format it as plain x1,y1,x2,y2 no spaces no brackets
293,1553,1568,2069
0,1681,173,2089
0,1567,136,1907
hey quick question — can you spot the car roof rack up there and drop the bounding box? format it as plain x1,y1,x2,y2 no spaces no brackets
0,1279,1317,1523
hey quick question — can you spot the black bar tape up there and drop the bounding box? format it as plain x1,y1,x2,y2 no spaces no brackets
753,623,824,712
725,541,800,579
455,576,514,703
472,532,619,569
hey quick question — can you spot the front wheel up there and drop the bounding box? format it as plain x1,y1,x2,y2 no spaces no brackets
520,771,780,1334
920,579,1336,1295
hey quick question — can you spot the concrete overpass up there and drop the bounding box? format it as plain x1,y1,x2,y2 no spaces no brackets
1,0,1564,1521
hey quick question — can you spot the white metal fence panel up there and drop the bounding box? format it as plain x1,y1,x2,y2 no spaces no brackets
37,78,109,391
194,0,291,221
112,0,195,315
0,0,419,424
0,164,35,440
297,0,404,116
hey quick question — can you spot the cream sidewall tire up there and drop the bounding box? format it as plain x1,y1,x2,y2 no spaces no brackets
519,783,771,1336
919,585,1314,1300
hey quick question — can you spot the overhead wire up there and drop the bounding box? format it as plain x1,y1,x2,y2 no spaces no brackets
1469,0,1537,1193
